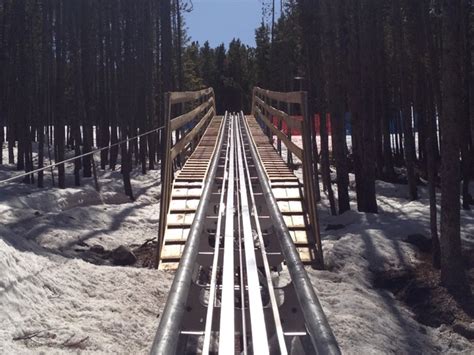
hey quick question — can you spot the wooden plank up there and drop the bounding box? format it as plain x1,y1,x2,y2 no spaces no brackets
172,187,204,198
270,184,300,188
254,106,303,160
180,171,209,174
297,247,313,263
269,177,300,181
167,212,196,226
169,199,200,212
164,228,190,242
170,107,215,160
254,96,302,131
244,114,317,265
283,215,306,228
272,187,301,199
278,201,304,213
289,230,309,244
159,262,180,270
159,116,224,269
161,244,185,260
173,182,203,188
170,88,213,105
170,97,214,131
254,87,303,104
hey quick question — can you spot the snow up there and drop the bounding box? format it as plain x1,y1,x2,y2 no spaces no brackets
312,178,474,354
0,238,173,354
272,136,473,353
1,140,473,354
0,146,173,354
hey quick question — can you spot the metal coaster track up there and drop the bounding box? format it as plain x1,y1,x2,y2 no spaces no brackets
151,103,340,354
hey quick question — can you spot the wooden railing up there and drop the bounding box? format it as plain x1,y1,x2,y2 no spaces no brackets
156,88,216,264
251,87,324,267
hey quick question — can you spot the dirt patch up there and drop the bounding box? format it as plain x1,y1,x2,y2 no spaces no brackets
132,239,157,268
70,239,156,268
373,248,474,340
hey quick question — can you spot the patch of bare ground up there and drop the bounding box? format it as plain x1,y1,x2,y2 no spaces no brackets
70,238,157,268
132,239,158,268
374,238,474,341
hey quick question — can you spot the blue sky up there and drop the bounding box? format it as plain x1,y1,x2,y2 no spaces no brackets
185,0,266,48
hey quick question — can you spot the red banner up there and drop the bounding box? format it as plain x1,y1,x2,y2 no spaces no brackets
270,113,332,136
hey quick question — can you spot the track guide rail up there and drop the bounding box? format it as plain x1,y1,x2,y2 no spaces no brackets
151,110,340,354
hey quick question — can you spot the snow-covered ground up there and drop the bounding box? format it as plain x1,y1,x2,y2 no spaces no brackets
276,136,474,353
312,178,474,354
1,140,473,354
0,147,173,354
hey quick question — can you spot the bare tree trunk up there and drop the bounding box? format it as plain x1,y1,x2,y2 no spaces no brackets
121,128,134,200
394,0,418,200
55,0,65,188
332,111,350,213
320,112,337,215
0,112,3,166
439,0,468,293
350,0,378,213
382,88,396,179
427,79,441,268
461,0,472,210
37,125,44,187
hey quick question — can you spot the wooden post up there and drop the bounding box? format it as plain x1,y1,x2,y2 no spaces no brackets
176,102,183,168
212,89,217,114
300,92,324,269
251,87,256,117
46,130,55,187
91,152,101,192
264,95,272,144
277,101,282,156
156,92,172,268
286,102,293,166
310,110,321,202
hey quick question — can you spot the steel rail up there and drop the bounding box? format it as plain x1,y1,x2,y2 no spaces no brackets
150,113,227,355
218,114,236,353
202,115,232,354
236,126,248,355
235,115,269,355
0,125,165,185
236,116,288,355
241,112,341,355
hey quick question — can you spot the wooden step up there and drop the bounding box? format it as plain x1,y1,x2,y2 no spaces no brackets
159,115,224,270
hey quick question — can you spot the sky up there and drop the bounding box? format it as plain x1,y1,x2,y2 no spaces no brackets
185,0,268,48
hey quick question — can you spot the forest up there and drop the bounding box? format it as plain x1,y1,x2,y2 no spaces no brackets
0,0,473,296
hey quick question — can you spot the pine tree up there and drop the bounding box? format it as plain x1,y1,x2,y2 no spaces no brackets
255,23,271,87
439,0,468,292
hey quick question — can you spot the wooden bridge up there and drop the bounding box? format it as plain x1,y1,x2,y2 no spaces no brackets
151,87,337,354
157,87,322,271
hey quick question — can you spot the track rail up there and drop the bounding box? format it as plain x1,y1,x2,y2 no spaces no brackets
151,112,340,354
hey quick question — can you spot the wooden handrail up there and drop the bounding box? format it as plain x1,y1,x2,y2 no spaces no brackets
254,96,302,132
157,87,216,267
171,106,215,160
254,86,303,104
251,86,324,268
254,106,303,160
170,87,214,105
170,97,214,131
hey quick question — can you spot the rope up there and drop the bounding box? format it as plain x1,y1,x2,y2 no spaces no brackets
0,125,165,185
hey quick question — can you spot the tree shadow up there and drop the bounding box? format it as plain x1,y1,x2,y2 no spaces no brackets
359,230,436,352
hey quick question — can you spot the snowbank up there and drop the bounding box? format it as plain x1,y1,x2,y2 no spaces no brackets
312,179,474,354
0,238,173,354
1,147,172,354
